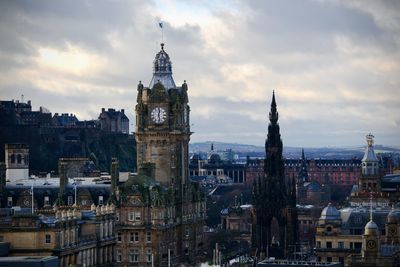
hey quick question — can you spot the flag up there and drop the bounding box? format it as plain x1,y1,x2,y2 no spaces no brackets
159,22,163,29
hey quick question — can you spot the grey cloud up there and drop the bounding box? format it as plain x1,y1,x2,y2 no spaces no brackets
0,0,399,147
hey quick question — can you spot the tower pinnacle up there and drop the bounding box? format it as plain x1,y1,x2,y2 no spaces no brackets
269,90,278,124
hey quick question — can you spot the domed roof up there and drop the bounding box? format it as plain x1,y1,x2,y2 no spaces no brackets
190,153,200,163
362,133,378,163
149,43,176,90
208,153,221,164
364,220,379,235
306,181,322,192
320,203,341,220
387,208,399,224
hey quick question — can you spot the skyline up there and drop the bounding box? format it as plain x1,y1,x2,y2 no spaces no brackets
0,1,399,147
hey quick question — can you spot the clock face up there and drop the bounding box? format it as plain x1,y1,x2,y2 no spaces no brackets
367,240,376,249
151,107,167,124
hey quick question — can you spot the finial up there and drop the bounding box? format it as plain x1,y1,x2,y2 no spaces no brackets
366,133,374,147
271,90,276,107
370,193,373,221
161,43,164,50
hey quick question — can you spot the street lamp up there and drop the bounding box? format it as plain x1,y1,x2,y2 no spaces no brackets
73,182,77,206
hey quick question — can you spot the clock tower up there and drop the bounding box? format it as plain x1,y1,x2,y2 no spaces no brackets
135,43,190,187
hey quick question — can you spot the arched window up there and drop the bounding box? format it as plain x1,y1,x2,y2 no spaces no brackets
17,154,22,164
10,154,15,163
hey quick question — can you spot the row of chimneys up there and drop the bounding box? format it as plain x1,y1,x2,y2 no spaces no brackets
101,108,125,114
58,158,120,198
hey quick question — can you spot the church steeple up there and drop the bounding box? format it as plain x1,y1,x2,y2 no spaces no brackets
298,148,309,183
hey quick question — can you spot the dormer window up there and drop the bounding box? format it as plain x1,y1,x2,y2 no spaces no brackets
98,195,104,205
7,197,12,207
44,196,50,206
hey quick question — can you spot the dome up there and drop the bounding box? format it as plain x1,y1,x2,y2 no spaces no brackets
190,153,200,163
364,220,379,235
387,209,398,224
320,203,341,220
149,43,176,90
208,153,221,164
362,134,378,163
306,181,322,192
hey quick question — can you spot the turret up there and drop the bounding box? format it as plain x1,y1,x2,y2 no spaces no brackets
385,206,399,244
359,134,381,192
362,200,380,260
362,134,379,176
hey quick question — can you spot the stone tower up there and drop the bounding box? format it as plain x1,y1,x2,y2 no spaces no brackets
5,143,29,182
135,43,190,187
385,207,399,244
359,133,381,192
362,213,380,260
253,91,298,258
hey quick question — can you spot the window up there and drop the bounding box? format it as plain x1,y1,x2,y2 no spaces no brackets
7,197,12,207
117,250,122,262
146,231,151,242
326,241,332,248
128,212,135,221
68,196,73,205
129,249,139,262
316,241,321,248
45,234,51,244
354,242,362,250
98,195,104,205
117,232,122,242
0,236,3,242
338,241,344,249
147,248,152,262
134,232,139,242
130,232,139,242
116,212,120,221
327,257,332,262
17,154,22,164
10,154,15,164
339,257,344,263
44,196,50,206
135,212,141,221
185,227,190,237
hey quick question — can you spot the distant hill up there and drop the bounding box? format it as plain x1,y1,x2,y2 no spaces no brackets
190,141,400,160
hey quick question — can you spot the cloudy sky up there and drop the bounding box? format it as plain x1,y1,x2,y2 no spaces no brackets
0,0,399,147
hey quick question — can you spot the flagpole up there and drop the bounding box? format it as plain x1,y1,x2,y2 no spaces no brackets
159,22,164,44
31,182,34,214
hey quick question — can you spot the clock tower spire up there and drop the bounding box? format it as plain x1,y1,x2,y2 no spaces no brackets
135,43,190,187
